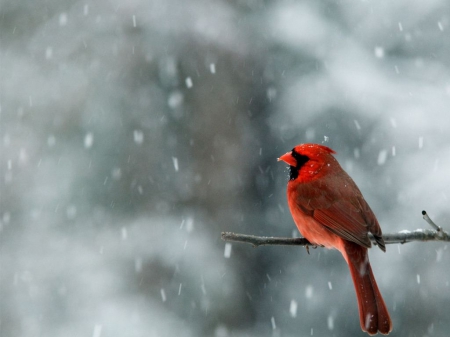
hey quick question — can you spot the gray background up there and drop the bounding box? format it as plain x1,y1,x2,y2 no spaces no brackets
1,1,449,336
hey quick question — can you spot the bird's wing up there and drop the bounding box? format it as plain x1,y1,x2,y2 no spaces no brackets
292,172,384,250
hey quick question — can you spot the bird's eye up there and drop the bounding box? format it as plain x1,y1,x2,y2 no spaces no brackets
291,150,309,169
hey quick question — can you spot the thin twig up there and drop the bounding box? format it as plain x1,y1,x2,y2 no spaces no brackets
422,210,442,232
221,210,449,248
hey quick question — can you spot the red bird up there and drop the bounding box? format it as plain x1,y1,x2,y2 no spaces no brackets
278,143,392,335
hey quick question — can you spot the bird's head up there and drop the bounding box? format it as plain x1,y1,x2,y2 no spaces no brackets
278,143,336,181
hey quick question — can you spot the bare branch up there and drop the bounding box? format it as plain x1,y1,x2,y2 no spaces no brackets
221,211,449,248
221,229,450,248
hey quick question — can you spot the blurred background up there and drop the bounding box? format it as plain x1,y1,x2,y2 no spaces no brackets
1,0,449,336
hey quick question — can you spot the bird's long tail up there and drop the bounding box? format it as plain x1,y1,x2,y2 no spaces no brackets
343,242,392,335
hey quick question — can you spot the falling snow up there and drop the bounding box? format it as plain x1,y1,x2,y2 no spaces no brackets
92,324,102,337
419,137,424,149
327,315,334,330
133,130,144,144
377,149,388,165
224,243,232,258
84,133,94,148
271,317,276,330
185,77,193,88
172,157,179,172
47,135,56,147
121,227,127,240
374,46,385,58
290,300,298,317
185,217,194,232
59,13,68,26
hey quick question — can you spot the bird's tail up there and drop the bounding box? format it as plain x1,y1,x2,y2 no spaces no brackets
343,242,392,335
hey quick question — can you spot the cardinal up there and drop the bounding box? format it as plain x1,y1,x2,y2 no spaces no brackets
278,143,392,335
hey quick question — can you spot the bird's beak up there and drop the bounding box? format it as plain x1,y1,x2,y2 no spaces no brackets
278,152,297,167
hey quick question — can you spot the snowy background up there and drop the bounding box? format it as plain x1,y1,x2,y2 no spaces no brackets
1,1,450,336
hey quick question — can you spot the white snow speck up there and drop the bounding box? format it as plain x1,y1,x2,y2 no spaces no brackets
161,288,167,302
224,243,232,258
121,227,127,240
419,137,424,149
398,22,403,31
45,47,53,59
84,133,94,148
438,21,444,31
168,91,184,109
327,315,334,330
305,285,313,298
178,283,182,295
416,274,421,284
354,148,360,159
377,149,388,165
47,135,56,147
185,77,193,88
215,326,228,337
111,167,122,180
210,63,216,74
311,328,314,335
172,157,179,171
132,15,136,27
374,46,384,58
323,135,329,142
328,281,332,290
133,130,144,144
267,87,277,102
83,5,89,16
186,217,194,232
290,300,298,317
394,65,400,74
353,120,361,130
271,317,276,330
392,146,396,156
92,324,102,337
59,13,68,26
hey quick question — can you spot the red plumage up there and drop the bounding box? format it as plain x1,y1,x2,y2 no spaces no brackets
279,143,392,335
